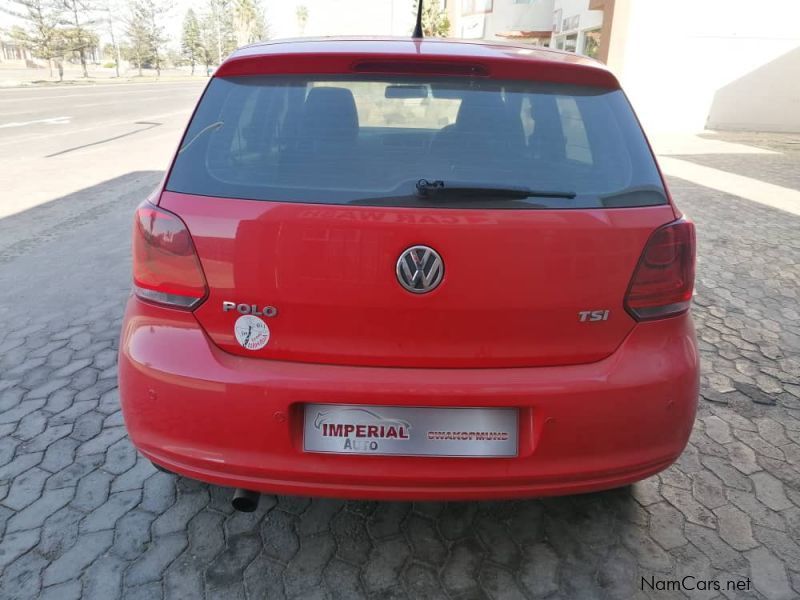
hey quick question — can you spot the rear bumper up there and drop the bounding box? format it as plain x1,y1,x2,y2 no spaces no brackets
119,298,699,500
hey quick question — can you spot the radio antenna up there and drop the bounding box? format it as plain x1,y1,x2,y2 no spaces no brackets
412,0,424,39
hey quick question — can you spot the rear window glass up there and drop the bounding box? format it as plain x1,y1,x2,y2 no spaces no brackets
167,76,666,209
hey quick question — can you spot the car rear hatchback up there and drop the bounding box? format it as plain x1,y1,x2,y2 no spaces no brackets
119,38,698,501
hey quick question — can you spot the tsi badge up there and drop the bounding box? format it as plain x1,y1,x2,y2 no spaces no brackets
578,310,610,322
223,301,278,317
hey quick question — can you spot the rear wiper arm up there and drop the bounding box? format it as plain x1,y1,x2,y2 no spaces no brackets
415,179,576,200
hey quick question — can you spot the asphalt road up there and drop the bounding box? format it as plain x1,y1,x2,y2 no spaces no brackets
0,81,206,252
0,82,799,599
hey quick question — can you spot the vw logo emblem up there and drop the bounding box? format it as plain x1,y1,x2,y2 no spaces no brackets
396,245,444,293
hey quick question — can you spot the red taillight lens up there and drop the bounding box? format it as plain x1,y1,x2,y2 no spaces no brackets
132,202,208,309
624,218,695,321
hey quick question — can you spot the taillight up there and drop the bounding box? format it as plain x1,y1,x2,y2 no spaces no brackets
624,218,695,321
132,201,208,309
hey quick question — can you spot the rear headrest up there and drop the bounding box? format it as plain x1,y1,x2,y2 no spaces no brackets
455,92,508,132
302,87,359,142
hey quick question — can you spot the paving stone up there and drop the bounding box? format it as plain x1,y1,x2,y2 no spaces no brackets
735,430,786,461
125,532,188,587
297,499,345,536
662,485,717,528
22,424,72,453
123,581,163,600
103,438,137,475
261,508,300,563
80,489,140,533
0,528,40,569
70,411,104,442
163,554,206,600
38,579,82,600
366,501,410,539
620,526,673,572
647,502,688,550
38,506,84,559
37,437,77,474
0,551,48,599
704,415,733,444
518,542,559,598
715,504,759,551
441,538,484,596
405,514,446,565
323,558,367,600
283,532,335,598
684,523,746,572
205,532,262,589
746,546,795,600
439,502,479,541
507,501,545,546
475,514,520,567
479,563,528,600
46,452,104,490
151,488,207,536
25,378,70,401
0,398,46,425
701,455,754,491
71,468,113,512
82,555,126,599
752,526,800,565
111,456,156,493
243,553,287,600
401,562,443,600
6,486,74,533
13,411,47,441
110,509,154,560
2,466,50,511
42,529,113,586
75,425,126,455
692,470,729,509
140,471,176,514
330,507,372,565
751,472,794,511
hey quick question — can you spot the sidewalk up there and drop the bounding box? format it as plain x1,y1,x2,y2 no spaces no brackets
651,131,800,216
0,64,210,88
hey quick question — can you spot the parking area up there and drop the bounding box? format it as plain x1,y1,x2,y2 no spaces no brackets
0,85,799,598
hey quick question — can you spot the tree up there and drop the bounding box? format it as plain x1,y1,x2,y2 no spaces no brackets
124,0,167,76
413,0,450,37
295,4,308,35
198,12,217,74
60,26,99,76
2,0,64,78
61,0,102,78
232,0,265,47
181,8,202,74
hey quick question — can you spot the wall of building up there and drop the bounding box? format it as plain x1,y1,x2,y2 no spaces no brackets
449,0,552,42
612,0,800,133
551,0,602,54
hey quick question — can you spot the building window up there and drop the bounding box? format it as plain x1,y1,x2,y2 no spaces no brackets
582,29,601,59
564,34,577,53
462,0,493,16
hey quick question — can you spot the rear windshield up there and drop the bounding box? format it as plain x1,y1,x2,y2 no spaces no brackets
167,76,666,209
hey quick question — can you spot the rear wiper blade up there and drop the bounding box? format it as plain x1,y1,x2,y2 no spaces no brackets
415,179,576,200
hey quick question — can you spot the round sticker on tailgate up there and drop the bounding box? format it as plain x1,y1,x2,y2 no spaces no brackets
234,315,270,350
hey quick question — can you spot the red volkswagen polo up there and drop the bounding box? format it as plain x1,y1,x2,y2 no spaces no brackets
119,36,698,507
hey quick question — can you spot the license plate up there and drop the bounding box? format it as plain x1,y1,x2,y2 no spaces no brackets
303,404,518,457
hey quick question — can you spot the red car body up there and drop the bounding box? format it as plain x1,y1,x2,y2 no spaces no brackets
119,37,698,500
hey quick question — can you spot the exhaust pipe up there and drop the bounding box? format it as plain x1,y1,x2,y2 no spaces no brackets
232,488,260,512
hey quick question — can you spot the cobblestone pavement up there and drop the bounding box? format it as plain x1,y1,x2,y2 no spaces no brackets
1,162,799,599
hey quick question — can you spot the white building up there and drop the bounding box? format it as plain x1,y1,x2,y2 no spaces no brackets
445,0,800,133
